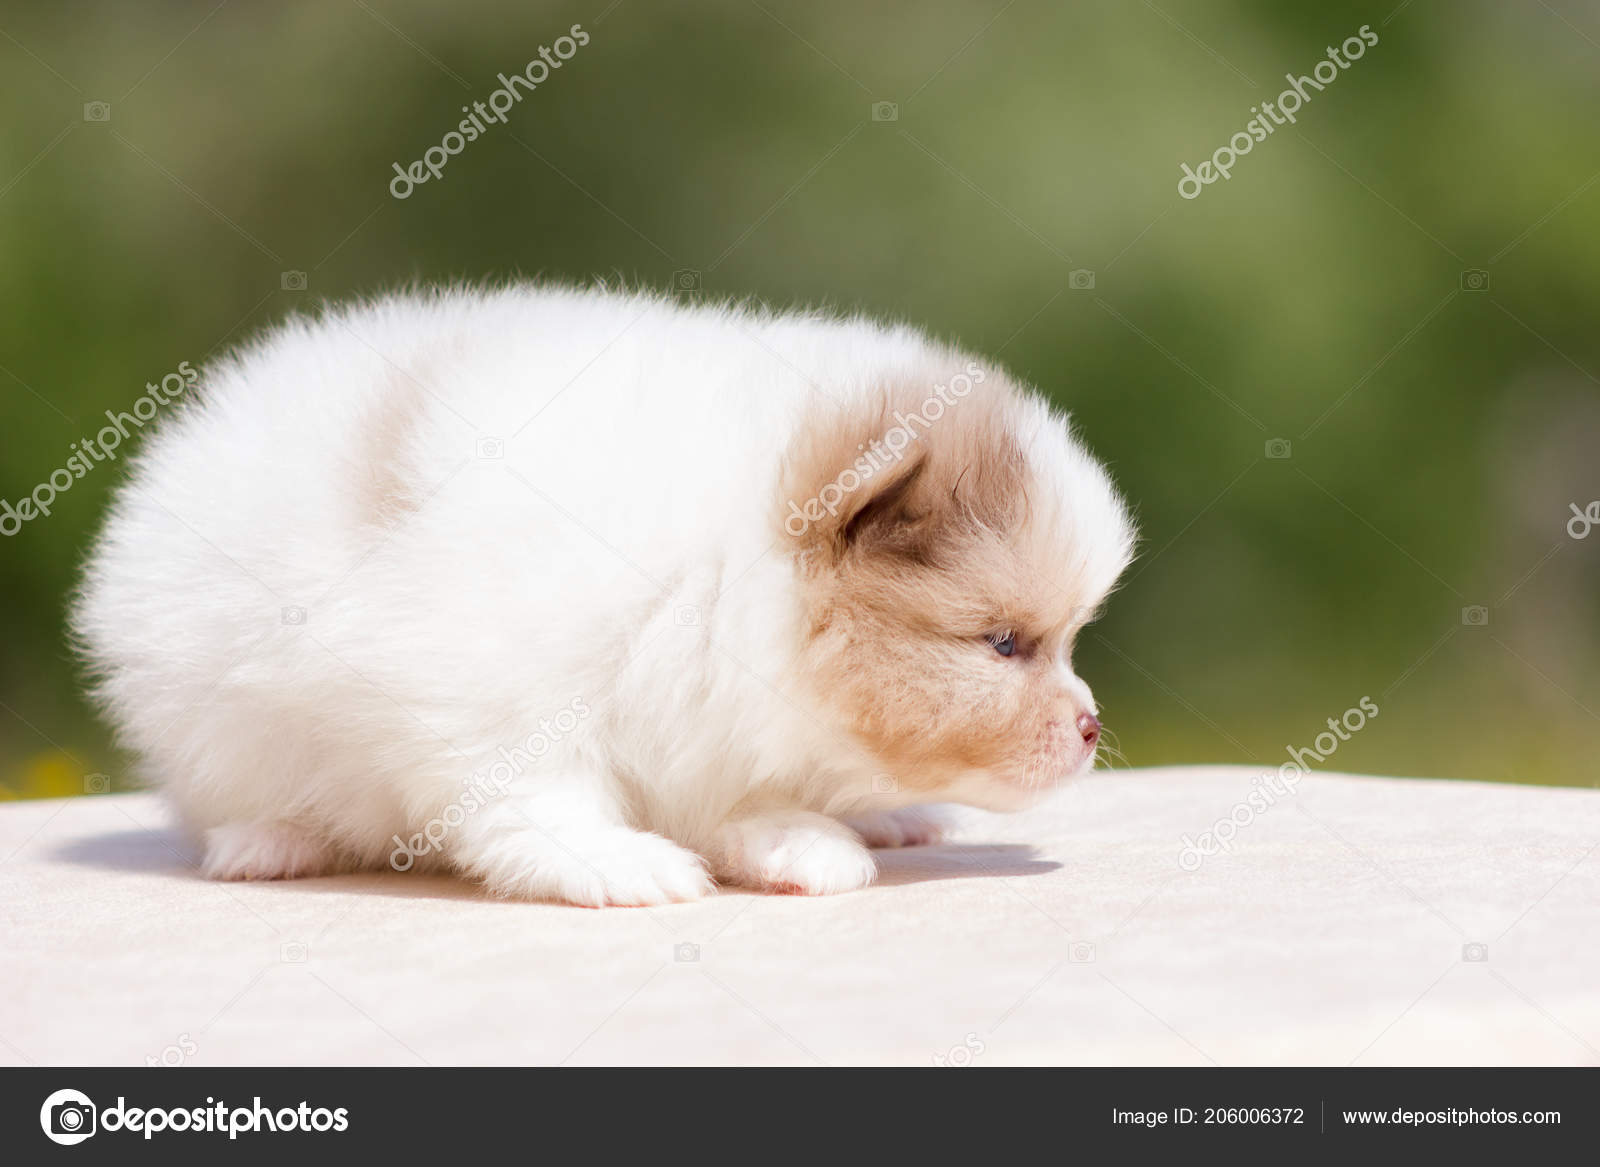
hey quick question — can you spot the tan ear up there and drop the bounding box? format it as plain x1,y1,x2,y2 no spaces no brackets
783,462,931,562
835,449,939,562
777,377,1024,564
778,397,939,561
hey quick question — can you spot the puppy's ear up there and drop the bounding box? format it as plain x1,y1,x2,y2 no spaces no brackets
836,450,936,560
778,379,1022,565
782,448,932,561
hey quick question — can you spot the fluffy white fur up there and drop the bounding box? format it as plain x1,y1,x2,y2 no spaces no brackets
73,285,1134,906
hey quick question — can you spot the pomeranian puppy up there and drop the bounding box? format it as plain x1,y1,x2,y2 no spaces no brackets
73,285,1135,906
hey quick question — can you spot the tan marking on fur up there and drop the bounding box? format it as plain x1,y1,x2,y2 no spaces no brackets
780,366,1119,795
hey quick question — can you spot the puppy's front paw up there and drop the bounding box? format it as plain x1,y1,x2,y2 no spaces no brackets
714,811,876,896
475,826,713,908
844,806,950,849
202,821,334,881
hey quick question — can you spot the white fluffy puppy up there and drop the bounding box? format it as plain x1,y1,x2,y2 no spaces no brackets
73,285,1135,906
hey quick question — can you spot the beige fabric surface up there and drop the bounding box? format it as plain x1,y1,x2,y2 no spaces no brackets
1,766,1596,1066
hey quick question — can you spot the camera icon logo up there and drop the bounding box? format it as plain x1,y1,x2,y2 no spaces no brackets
281,941,308,963
84,772,111,795
1461,942,1489,962
1461,605,1489,627
1068,269,1096,290
82,101,111,123
1069,942,1096,963
674,942,700,963
870,774,898,795
672,269,702,293
281,605,308,626
1265,438,1292,459
475,436,504,460
1459,269,1490,292
870,101,899,122
674,604,700,626
281,270,308,292
40,1089,97,1145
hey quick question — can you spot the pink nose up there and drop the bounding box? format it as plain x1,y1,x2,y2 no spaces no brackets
1076,713,1101,749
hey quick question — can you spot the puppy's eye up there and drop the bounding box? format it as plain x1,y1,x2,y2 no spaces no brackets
987,630,1017,658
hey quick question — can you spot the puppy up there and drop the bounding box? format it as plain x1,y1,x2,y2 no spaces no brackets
72,285,1135,906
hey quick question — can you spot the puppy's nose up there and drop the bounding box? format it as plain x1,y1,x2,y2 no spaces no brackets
1076,713,1101,749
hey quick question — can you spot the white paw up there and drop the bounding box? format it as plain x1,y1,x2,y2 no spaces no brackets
845,806,950,849
478,827,714,908
202,821,333,881
715,812,877,896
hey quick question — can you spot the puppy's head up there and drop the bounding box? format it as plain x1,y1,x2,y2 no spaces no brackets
782,357,1135,811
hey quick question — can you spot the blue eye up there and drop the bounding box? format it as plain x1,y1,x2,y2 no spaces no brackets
988,631,1016,657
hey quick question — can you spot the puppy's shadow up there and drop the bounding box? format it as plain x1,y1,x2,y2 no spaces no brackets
49,828,489,903
872,842,1060,886
54,829,1059,900
54,827,201,874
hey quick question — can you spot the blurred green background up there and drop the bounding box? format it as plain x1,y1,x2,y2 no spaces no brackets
2,0,1596,800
